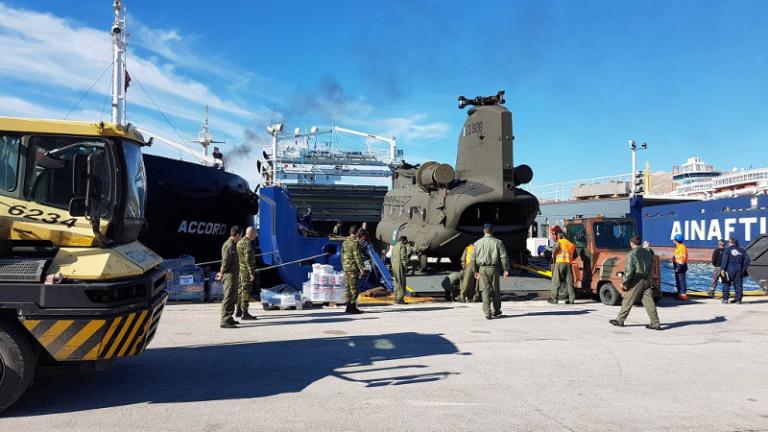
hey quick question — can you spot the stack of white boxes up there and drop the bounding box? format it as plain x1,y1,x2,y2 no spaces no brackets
303,264,346,303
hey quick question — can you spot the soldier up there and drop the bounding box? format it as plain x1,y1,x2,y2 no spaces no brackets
342,226,365,314
471,224,510,320
217,225,241,328
332,221,343,236
235,226,258,321
720,237,751,304
391,236,416,304
610,235,661,330
549,232,576,304
457,243,477,302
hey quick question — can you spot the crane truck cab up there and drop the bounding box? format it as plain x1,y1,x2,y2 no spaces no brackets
0,117,168,413
562,216,660,305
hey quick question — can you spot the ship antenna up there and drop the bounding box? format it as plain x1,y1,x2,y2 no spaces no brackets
111,0,127,126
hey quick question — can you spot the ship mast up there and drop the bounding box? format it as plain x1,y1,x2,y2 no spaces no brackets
191,105,225,157
111,0,127,126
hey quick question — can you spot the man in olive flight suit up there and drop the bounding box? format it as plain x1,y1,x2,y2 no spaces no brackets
342,225,366,314
391,235,417,304
610,235,662,330
217,225,242,328
235,226,258,321
471,224,510,320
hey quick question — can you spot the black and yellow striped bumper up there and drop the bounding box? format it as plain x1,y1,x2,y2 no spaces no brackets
20,293,167,361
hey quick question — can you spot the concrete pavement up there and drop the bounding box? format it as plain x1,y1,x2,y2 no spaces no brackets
2,296,768,431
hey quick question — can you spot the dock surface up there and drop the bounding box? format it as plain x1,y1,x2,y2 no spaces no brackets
3,298,768,431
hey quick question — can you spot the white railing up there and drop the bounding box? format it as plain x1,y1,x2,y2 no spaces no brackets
712,167,768,190
524,173,632,202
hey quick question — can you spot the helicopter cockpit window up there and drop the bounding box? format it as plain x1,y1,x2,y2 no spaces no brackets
24,136,113,215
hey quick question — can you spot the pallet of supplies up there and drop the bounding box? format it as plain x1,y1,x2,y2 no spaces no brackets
161,257,205,302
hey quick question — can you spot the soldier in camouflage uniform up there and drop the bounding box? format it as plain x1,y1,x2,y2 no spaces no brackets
217,226,242,328
235,226,258,320
391,236,416,304
342,226,365,314
471,224,510,320
610,235,661,330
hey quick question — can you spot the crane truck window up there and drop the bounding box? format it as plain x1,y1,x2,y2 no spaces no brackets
593,222,634,249
24,136,113,216
122,140,147,220
566,224,588,248
0,134,21,192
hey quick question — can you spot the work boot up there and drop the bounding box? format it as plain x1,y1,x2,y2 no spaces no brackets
547,298,558,304
493,311,502,317
220,321,237,329
225,317,239,325
241,312,257,320
351,304,364,314
676,293,689,301
609,319,624,327
645,324,662,331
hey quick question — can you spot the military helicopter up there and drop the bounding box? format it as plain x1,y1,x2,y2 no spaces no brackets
375,90,540,271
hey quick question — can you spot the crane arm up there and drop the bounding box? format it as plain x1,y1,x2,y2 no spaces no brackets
136,127,219,166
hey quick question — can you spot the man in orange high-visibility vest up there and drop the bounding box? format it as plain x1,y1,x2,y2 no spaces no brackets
549,232,576,304
672,234,689,301
457,243,477,302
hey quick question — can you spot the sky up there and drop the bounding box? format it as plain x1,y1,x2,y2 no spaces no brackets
1,0,766,189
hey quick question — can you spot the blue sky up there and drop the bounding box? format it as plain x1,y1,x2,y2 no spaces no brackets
1,0,766,188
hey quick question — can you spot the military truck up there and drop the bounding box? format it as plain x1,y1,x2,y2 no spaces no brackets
0,118,168,413
561,216,660,305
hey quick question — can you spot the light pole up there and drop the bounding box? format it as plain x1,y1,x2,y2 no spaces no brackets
628,139,647,197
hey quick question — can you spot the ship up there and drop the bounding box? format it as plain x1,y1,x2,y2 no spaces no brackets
137,108,258,264
256,124,399,290
641,157,768,260
529,156,768,262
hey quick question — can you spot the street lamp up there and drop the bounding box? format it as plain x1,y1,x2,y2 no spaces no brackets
628,139,647,197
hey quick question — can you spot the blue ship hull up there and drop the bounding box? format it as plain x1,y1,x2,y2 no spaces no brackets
642,195,768,250
258,186,342,290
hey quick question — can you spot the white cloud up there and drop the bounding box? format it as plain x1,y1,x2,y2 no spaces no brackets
0,3,253,121
0,96,63,119
0,2,452,183
376,114,451,143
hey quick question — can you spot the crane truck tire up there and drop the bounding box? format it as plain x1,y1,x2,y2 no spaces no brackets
599,282,621,306
0,320,39,414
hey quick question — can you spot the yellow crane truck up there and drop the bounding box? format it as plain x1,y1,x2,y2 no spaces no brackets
0,117,168,413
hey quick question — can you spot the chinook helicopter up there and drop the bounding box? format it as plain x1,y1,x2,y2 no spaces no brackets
375,90,540,271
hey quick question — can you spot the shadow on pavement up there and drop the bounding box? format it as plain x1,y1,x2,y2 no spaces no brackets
656,297,708,308
495,309,596,319
7,332,459,417
661,315,727,329
237,316,379,327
